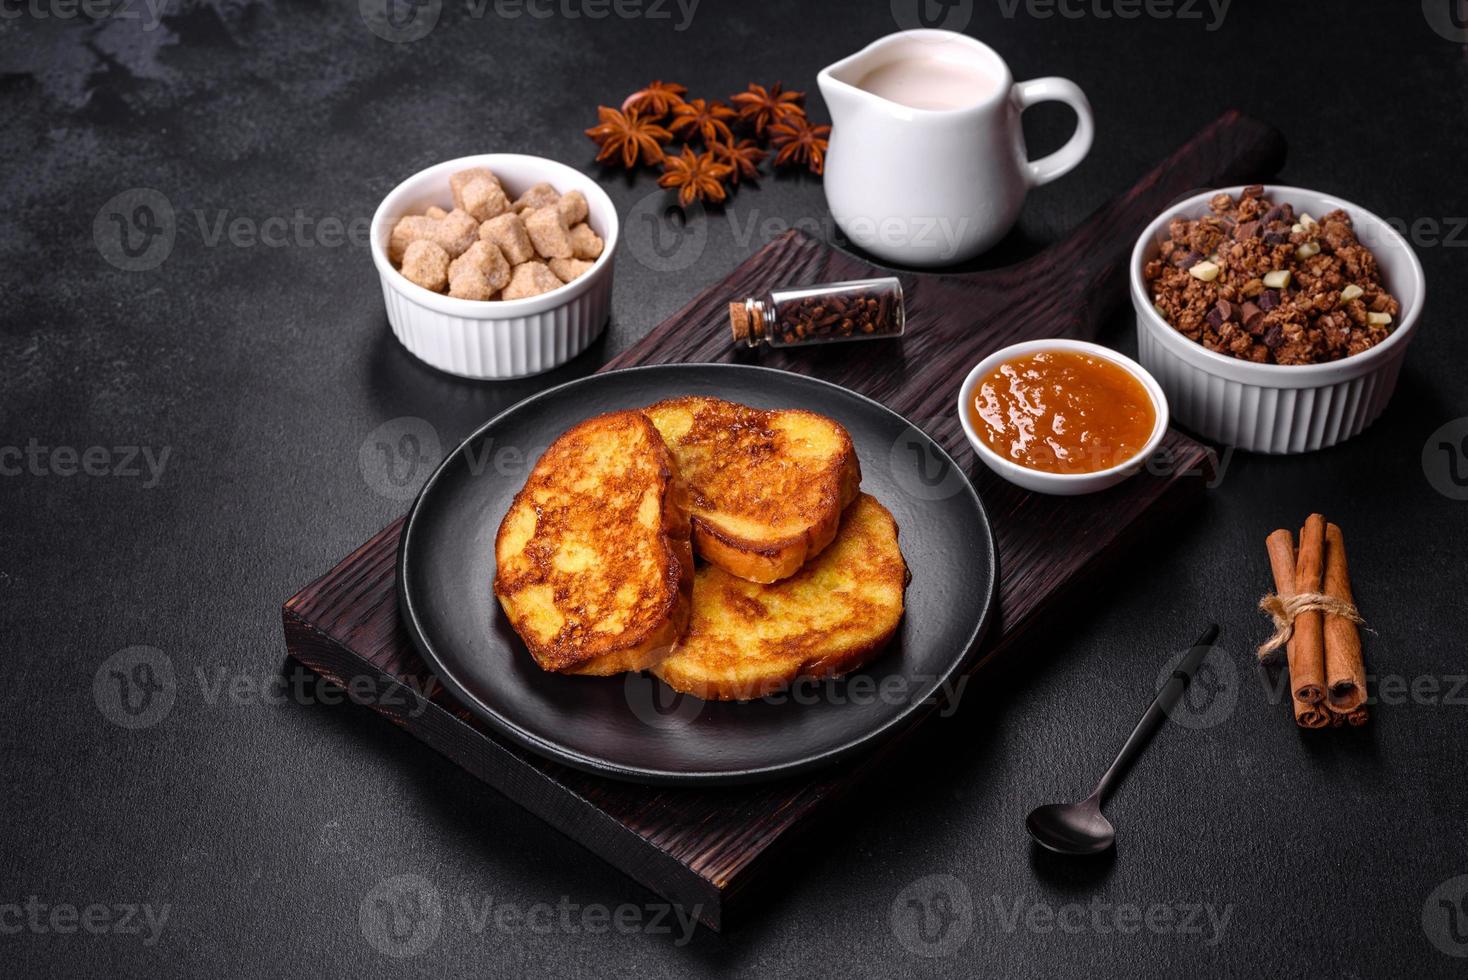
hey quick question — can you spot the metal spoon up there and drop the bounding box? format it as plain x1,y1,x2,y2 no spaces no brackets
1026,624,1220,856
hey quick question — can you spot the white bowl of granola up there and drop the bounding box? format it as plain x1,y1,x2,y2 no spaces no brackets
1130,185,1425,454
371,154,618,380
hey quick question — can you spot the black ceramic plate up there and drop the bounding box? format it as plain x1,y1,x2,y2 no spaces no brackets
397,364,995,785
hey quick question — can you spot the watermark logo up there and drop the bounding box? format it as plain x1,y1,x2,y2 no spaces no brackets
888,424,969,502
623,669,704,730
1423,875,1468,957
890,874,975,958
624,191,708,273
360,417,443,501
360,874,444,958
1423,418,1468,501
1423,0,1468,42
1154,642,1237,730
93,647,176,729
360,0,442,42
94,188,175,272
891,0,974,31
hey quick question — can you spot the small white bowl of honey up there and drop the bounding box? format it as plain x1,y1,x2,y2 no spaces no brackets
956,339,1169,496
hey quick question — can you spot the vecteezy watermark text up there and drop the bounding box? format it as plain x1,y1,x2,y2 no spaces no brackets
0,440,170,488
194,209,373,250
0,0,169,30
359,874,700,958
994,0,1231,31
989,895,1233,944
93,647,440,729
890,875,1234,958
95,189,377,272
359,0,699,43
623,669,971,731
0,897,169,947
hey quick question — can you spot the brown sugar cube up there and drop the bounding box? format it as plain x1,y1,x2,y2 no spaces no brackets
448,240,511,301
455,286,498,301
501,260,564,300
401,239,450,292
425,205,448,220
449,259,502,299
388,215,435,264
459,177,510,222
480,212,535,265
450,167,501,208
548,257,595,284
513,182,560,214
556,190,588,227
524,205,574,260
568,223,604,261
428,208,480,258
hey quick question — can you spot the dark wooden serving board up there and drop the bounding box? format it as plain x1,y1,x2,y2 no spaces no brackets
283,112,1285,931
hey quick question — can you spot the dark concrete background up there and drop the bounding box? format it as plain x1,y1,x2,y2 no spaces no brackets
3,1,1467,977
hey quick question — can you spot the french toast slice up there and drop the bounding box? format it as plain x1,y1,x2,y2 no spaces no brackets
493,411,694,675
641,396,861,584
652,493,907,700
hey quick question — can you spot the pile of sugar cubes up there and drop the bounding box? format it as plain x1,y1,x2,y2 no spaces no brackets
389,167,604,301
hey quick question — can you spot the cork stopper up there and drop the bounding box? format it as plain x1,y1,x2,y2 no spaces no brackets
729,301,751,343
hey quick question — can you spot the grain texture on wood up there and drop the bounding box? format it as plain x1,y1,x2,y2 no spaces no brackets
282,112,1283,931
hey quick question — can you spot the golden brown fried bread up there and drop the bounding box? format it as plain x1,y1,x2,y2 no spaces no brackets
493,411,693,675
652,493,906,700
641,396,861,584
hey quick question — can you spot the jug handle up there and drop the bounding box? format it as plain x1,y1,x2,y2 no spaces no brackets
1015,77,1095,187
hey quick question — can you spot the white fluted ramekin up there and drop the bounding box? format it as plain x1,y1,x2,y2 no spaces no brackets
1130,185,1425,454
371,154,618,380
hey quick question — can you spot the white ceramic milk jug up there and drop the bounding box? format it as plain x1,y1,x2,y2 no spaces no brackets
818,29,1094,267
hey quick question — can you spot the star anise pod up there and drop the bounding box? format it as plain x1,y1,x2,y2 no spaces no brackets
584,106,672,169
711,138,766,185
729,82,806,138
769,116,832,175
621,79,687,119
658,147,734,208
668,98,737,146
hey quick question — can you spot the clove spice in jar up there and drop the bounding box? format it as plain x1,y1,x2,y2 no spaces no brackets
729,277,905,348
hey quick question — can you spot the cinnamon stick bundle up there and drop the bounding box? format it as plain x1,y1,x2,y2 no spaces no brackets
1265,529,1330,728
1323,523,1367,712
1262,515,1370,730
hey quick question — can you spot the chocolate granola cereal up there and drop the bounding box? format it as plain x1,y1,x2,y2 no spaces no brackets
1144,186,1401,365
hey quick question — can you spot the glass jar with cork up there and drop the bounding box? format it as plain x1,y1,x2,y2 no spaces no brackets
729,276,905,348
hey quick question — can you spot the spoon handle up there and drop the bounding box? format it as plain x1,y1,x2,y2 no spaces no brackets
1089,624,1220,805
